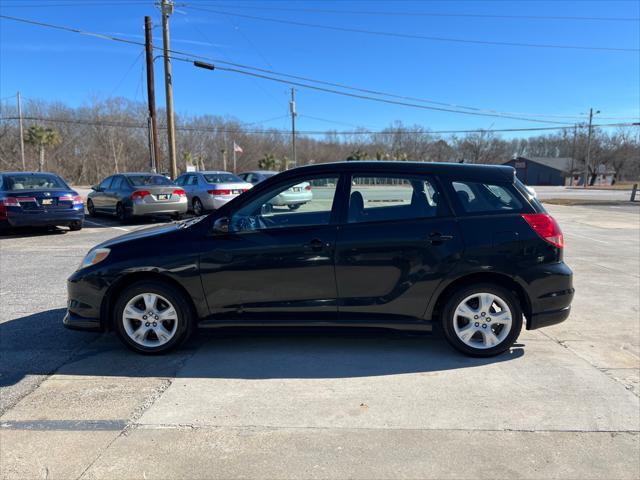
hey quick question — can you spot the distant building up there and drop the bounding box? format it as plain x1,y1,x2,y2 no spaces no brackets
503,157,578,186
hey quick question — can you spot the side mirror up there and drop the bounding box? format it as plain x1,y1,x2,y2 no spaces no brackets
212,216,230,235
261,203,273,215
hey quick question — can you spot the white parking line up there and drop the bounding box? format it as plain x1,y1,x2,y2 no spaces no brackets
83,219,131,232
564,231,609,244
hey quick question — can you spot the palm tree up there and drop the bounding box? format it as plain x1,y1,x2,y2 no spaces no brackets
258,153,279,170
25,126,61,172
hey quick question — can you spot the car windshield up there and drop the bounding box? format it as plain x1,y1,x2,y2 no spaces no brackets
203,173,243,184
126,175,172,186
2,174,67,190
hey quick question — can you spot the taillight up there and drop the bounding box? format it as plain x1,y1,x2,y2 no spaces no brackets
208,189,231,195
59,194,84,205
131,190,151,200
304,185,311,190
522,213,564,248
2,197,22,207
0,197,20,220
173,189,186,197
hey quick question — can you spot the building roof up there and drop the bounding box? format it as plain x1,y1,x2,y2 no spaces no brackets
509,157,576,173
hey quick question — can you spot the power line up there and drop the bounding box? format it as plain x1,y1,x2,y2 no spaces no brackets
1,14,636,125
1,115,636,136
191,3,640,22
0,13,612,124
183,6,640,53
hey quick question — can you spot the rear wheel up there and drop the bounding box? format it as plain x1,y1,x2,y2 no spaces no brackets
69,220,83,231
87,199,96,217
441,283,522,357
116,203,130,224
192,198,204,216
113,281,194,354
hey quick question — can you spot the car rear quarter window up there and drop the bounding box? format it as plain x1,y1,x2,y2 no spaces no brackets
347,175,446,223
451,181,523,214
110,176,123,190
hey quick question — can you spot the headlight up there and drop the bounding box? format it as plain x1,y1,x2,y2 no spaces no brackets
78,248,110,270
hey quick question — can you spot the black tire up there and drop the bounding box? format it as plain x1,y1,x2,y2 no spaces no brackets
287,204,301,210
192,198,204,216
0,221,10,236
116,203,130,224
87,199,96,217
69,220,83,231
113,280,194,355
441,283,523,357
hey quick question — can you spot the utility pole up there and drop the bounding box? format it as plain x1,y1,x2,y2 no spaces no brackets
569,123,577,186
583,108,598,188
290,88,297,168
161,0,177,179
144,16,160,173
17,91,25,171
221,148,227,171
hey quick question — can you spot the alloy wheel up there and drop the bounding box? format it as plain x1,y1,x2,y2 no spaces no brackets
122,293,179,348
452,292,513,349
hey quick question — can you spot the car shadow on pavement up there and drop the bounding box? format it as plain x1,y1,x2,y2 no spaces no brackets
1,308,525,387
0,226,73,238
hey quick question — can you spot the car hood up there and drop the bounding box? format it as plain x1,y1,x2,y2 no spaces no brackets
95,216,205,249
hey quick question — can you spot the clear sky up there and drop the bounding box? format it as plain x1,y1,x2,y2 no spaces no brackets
0,0,638,138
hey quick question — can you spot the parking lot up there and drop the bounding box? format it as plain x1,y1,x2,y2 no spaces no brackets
1,199,639,479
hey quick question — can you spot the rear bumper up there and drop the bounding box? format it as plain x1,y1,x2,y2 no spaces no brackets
7,208,84,227
521,261,574,330
130,200,188,216
529,306,571,330
271,191,312,206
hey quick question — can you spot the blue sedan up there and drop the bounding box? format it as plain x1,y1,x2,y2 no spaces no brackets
0,172,84,233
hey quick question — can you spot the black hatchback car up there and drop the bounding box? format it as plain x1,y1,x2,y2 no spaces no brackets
65,162,573,357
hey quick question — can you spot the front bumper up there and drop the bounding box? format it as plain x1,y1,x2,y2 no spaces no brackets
7,208,84,227
63,310,102,331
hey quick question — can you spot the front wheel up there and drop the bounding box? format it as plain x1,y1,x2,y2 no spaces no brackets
441,284,523,357
113,281,193,354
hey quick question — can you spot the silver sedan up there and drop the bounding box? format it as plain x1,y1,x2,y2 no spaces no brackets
175,171,253,215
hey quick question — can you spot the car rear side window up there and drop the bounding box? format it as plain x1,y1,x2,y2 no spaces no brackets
110,176,123,190
452,181,523,214
348,175,445,223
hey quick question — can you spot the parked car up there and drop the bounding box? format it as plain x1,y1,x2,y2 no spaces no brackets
0,171,84,233
87,173,187,223
174,171,252,216
65,161,573,356
239,170,312,210
238,170,278,185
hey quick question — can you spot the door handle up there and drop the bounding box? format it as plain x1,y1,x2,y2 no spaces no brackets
304,238,327,252
429,232,454,245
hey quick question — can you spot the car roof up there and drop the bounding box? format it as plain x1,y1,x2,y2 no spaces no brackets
272,161,515,182
1,171,61,176
197,171,236,175
241,170,279,175
119,172,166,176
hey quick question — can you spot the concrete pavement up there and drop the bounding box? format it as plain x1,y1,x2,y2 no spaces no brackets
1,204,638,479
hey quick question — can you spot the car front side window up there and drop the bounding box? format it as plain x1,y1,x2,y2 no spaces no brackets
229,175,339,233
